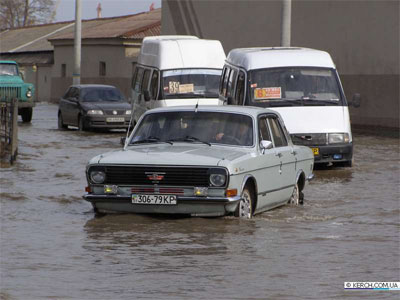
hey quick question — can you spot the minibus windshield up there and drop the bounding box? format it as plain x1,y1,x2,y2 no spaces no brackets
248,67,343,107
162,69,221,99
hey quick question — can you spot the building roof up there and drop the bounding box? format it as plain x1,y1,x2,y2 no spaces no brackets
0,9,161,53
226,47,336,70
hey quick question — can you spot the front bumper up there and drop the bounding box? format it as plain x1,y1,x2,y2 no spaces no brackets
312,143,353,164
83,194,242,216
85,115,131,129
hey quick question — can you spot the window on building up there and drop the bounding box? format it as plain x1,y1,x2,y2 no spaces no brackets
99,61,106,76
61,64,66,77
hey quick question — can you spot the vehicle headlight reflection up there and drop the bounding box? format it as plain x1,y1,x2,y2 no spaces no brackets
328,133,350,144
90,171,106,183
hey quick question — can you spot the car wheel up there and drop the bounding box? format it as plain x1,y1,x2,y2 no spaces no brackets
58,112,67,130
78,115,86,131
289,182,303,205
21,107,33,123
235,186,253,219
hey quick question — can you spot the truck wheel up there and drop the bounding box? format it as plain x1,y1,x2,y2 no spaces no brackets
21,107,33,123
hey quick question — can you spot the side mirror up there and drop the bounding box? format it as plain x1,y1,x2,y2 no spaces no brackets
349,93,361,108
120,137,126,146
227,96,233,105
260,140,273,154
143,90,151,102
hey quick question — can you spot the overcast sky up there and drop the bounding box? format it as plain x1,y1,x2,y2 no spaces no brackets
54,0,162,22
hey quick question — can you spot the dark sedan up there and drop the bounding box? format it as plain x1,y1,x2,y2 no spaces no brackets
58,84,132,131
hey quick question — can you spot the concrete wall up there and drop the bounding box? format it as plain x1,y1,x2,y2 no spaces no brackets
51,41,141,103
162,0,400,128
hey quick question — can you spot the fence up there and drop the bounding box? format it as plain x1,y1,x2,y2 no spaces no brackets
0,98,18,164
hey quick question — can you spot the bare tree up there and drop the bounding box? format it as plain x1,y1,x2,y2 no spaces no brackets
0,0,55,29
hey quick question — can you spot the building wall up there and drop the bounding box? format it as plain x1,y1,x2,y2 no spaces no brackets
51,42,141,103
161,0,400,128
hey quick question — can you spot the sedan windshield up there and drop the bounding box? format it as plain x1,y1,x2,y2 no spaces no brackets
130,111,253,147
162,69,221,99
81,87,124,102
0,64,18,76
248,67,343,107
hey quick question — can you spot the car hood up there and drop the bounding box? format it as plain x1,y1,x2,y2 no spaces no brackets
81,101,130,111
90,144,250,167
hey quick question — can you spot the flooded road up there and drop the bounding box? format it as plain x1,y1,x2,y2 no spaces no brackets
1,103,399,300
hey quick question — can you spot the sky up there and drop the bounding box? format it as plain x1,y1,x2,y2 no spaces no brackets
54,0,162,22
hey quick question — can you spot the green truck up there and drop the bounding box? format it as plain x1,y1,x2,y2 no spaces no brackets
0,60,35,122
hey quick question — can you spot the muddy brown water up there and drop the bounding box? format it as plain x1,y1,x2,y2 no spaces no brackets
1,103,399,300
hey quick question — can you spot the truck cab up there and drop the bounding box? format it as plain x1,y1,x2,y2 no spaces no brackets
0,60,35,122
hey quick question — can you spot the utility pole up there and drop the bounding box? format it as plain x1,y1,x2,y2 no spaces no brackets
73,0,81,85
281,0,292,47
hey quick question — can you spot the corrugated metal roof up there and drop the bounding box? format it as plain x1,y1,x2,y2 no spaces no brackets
0,9,161,53
0,51,53,65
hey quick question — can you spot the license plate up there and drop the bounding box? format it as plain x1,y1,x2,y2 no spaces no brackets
312,147,319,155
106,117,124,122
132,194,177,205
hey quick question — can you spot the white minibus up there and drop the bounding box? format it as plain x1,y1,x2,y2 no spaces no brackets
131,35,226,125
220,47,360,167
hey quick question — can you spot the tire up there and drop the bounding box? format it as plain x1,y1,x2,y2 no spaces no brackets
235,186,254,219
289,182,302,205
58,112,67,130
78,115,86,131
21,107,33,123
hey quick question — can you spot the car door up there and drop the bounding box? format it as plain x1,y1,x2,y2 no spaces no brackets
59,88,71,123
267,115,296,203
253,114,282,212
63,87,79,125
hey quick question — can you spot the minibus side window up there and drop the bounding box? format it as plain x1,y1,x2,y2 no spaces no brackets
219,67,227,96
150,70,159,100
134,67,144,92
141,69,151,95
235,71,245,105
222,68,231,98
131,66,138,90
227,69,238,99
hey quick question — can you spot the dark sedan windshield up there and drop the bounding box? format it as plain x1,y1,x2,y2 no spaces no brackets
81,87,124,102
130,111,253,146
248,67,343,107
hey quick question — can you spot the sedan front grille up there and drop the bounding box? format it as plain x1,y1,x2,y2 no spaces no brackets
291,133,327,146
98,166,214,187
104,110,125,115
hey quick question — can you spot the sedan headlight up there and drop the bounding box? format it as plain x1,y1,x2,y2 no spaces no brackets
26,90,32,98
328,133,350,144
125,110,132,115
90,170,106,184
210,174,226,187
87,110,103,115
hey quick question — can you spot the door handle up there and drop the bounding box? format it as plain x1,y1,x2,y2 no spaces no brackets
275,152,282,158
291,150,297,155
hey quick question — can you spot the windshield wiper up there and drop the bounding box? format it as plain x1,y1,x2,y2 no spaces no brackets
130,136,173,145
167,136,211,146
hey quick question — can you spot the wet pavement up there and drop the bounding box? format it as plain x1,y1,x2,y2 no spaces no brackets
1,103,399,300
